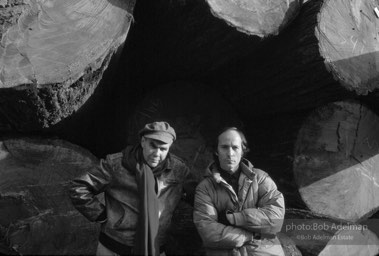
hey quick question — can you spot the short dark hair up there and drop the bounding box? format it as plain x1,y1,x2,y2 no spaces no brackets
215,127,250,155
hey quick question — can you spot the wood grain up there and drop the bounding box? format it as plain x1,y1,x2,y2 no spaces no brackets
0,0,135,130
206,0,301,36
294,101,379,222
0,137,101,255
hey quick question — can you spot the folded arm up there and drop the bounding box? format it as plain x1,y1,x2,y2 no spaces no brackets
193,180,253,249
230,174,285,234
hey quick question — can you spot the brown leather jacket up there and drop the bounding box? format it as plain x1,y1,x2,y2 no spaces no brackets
193,159,285,256
69,147,192,248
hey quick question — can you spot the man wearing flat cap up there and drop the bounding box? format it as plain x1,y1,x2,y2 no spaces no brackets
69,121,195,256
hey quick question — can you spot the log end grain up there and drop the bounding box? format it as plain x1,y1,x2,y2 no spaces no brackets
0,137,101,255
293,101,379,222
0,0,135,130
206,0,301,36
0,0,133,87
317,0,379,94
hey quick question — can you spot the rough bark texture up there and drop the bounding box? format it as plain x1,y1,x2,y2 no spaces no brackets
294,101,379,222
284,209,379,256
208,0,377,120
0,0,135,130
126,82,243,180
0,137,101,255
126,0,300,81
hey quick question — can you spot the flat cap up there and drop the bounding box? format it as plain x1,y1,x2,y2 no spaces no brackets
139,121,176,144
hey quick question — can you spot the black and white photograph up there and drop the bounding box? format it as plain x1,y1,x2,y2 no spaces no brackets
1,0,379,255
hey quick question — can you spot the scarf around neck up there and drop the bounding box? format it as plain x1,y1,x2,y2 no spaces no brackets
122,145,169,256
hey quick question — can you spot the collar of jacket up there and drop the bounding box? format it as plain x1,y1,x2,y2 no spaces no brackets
205,158,256,182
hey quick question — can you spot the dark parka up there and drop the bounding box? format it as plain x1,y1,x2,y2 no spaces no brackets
193,159,285,256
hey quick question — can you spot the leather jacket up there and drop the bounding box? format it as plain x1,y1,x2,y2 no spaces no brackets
193,159,285,256
69,147,192,248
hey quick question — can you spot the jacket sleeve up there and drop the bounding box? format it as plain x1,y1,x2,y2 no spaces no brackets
193,180,254,249
232,174,285,234
68,157,113,222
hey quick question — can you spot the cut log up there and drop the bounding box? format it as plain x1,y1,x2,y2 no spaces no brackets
284,208,379,256
0,0,135,130
125,0,301,80
209,0,379,119
205,0,301,36
0,137,101,255
293,101,379,222
240,99,379,219
126,82,243,180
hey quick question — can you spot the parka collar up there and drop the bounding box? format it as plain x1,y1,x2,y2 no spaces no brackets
206,158,256,182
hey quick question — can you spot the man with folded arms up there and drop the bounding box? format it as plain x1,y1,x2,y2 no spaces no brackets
193,127,285,256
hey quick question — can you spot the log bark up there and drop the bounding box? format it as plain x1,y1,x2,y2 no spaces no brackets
293,100,379,222
284,208,379,256
126,82,243,180
0,0,135,130
0,137,101,255
125,0,301,81
209,0,379,119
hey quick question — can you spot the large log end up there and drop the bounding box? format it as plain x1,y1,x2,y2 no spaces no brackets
317,0,379,94
293,101,379,222
206,0,301,36
0,137,101,255
0,0,135,130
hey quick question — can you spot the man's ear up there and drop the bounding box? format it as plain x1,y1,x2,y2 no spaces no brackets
140,136,145,147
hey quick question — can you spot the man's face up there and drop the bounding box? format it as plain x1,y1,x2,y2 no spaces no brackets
217,130,243,173
141,137,171,168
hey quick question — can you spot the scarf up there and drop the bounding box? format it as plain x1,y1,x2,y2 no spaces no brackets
122,145,169,256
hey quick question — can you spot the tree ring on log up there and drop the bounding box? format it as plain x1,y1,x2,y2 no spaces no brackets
0,0,135,130
0,0,134,87
317,0,379,94
0,137,101,255
206,0,301,36
293,101,379,222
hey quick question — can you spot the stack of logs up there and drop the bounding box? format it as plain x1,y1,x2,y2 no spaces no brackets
1,0,379,255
